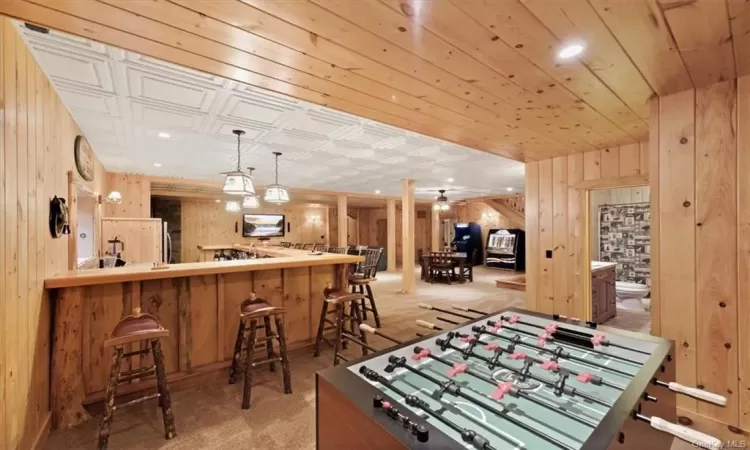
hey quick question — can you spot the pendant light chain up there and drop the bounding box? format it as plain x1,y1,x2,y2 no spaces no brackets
236,131,241,171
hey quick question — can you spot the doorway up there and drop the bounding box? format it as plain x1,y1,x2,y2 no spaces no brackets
585,185,651,333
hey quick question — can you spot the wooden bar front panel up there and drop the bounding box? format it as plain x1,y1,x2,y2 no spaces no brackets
52,263,341,429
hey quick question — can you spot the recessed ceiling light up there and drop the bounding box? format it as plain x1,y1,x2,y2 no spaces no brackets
215,199,221,203
446,178,454,183
506,187,514,192
153,163,162,167
557,42,585,60
158,132,170,139
375,190,381,194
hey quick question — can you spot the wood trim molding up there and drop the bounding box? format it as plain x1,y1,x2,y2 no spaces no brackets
571,174,649,190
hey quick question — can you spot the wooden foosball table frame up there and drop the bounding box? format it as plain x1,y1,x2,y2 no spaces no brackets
317,308,679,450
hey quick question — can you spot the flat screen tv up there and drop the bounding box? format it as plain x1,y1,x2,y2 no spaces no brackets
242,214,286,238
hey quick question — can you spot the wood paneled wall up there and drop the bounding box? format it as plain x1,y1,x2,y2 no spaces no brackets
100,218,162,264
104,172,151,218
0,18,106,449
181,199,328,262
648,78,750,436
454,201,515,251
357,206,432,265
524,142,648,319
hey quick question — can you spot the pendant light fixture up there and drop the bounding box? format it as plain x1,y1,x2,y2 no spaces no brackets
433,189,450,212
225,200,241,212
242,168,260,209
264,151,290,204
222,130,256,196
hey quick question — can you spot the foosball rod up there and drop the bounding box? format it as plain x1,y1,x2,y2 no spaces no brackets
419,303,477,320
387,356,579,450
471,324,634,380
418,321,625,390
633,412,721,448
437,334,614,408
361,325,598,428
423,318,635,379
495,313,651,356
487,319,644,367
358,366,498,450
408,347,599,428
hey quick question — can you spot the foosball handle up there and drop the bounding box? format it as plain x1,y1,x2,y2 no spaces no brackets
360,323,376,334
418,303,433,310
649,416,721,448
669,383,727,406
416,319,438,330
451,304,469,312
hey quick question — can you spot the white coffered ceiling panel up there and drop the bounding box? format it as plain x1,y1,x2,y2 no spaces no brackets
17,22,525,198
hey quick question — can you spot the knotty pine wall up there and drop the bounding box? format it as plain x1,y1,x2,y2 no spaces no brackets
103,172,150,218
524,142,648,320
357,206,432,265
648,78,750,436
0,18,106,449
454,201,514,251
181,199,328,262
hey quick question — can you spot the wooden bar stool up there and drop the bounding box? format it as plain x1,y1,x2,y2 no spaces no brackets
228,294,292,409
97,307,176,450
313,284,371,366
349,248,383,328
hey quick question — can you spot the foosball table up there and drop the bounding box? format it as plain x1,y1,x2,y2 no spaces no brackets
316,307,725,450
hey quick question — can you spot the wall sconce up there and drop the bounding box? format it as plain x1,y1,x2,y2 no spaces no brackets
481,212,497,221
99,191,122,205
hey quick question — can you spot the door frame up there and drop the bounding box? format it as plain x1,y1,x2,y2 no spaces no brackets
577,175,649,323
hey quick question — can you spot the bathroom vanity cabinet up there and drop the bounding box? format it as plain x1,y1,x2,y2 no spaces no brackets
591,263,617,323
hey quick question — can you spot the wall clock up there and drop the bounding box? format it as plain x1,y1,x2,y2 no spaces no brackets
74,135,95,182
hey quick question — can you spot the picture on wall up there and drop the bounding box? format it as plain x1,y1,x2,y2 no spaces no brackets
599,202,651,286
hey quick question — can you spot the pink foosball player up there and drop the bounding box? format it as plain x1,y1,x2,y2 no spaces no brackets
541,360,559,371
591,334,607,347
577,372,594,384
483,343,500,351
507,315,520,324
446,363,468,377
544,323,559,334
460,335,477,343
411,348,431,361
508,352,527,360
537,331,550,347
491,382,513,400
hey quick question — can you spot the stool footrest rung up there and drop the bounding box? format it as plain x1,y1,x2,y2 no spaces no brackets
251,356,282,368
341,333,375,352
112,392,160,411
122,348,150,358
335,353,349,362
118,365,155,383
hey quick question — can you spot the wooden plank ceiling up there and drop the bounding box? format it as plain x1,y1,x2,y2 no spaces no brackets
0,0,744,162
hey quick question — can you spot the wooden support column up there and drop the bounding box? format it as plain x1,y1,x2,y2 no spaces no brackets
337,195,347,248
431,207,440,252
386,199,396,271
401,179,415,293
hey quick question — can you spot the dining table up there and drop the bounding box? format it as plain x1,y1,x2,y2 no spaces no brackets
420,252,470,283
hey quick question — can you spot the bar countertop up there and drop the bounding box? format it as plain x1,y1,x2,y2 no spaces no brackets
45,246,362,289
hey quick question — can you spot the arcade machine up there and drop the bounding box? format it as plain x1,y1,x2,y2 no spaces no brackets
485,228,526,271
451,222,482,266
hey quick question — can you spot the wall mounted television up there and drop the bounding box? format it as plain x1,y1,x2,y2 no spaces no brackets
242,214,286,238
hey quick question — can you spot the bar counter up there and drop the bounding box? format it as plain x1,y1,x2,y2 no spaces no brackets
46,247,362,430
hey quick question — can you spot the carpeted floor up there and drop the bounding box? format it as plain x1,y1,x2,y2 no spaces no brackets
45,268,681,449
